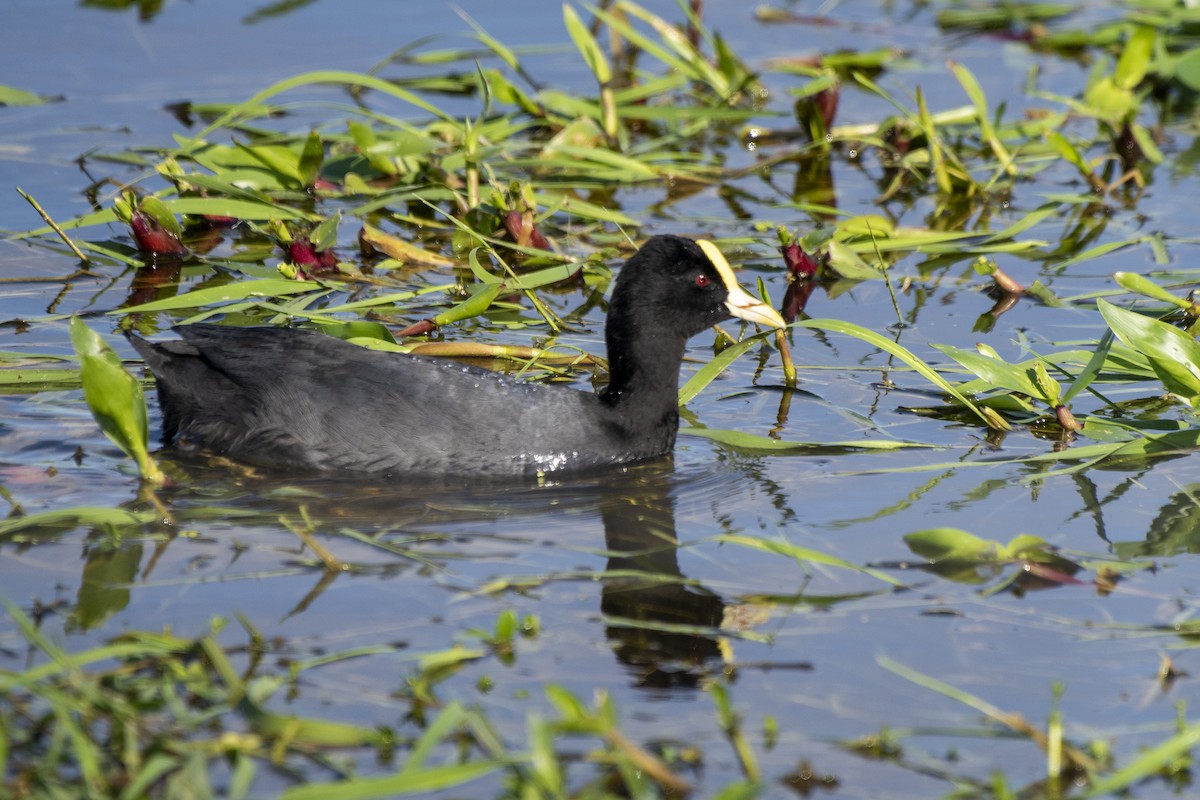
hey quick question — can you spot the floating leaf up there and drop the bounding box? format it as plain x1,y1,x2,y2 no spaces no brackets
360,222,454,266
719,534,904,587
679,427,935,452
0,83,47,106
113,278,323,314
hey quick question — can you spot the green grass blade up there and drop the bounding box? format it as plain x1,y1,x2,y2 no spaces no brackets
718,534,904,587
679,338,758,404
113,279,322,315
679,427,936,452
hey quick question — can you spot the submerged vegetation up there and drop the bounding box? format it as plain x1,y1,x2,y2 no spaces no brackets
6,0,1200,796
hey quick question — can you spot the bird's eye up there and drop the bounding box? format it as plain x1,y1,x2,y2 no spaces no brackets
695,274,710,288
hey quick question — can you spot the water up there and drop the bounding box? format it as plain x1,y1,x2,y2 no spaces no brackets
4,1,1200,797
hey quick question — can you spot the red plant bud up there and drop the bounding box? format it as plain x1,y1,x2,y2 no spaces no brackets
129,211,188,257
990,266,1024,296
396,319,437,337
782,242,820,279
813,85,839,132
1021,561,1085,586
884,124,912,158
503,209,550,250
1054,405,1082,432
287,236,339,274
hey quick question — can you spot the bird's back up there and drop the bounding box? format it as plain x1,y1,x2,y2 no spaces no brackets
130,325,663,477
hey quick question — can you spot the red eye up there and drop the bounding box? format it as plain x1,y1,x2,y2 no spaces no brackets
695,274,710,287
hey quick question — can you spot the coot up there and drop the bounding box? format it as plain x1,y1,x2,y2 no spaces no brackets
130,235,786,477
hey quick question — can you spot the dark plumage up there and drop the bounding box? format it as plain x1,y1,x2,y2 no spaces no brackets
129,235,785,478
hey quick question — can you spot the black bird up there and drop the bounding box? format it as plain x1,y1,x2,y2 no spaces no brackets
129,235,786,478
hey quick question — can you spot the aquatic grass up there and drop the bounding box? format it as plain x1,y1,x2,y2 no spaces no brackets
903,527,1086,594
873,656,1200,797
4,601,1192,799
717,533,905,588
795,317,1007,430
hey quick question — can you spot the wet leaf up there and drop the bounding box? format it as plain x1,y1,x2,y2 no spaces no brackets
1113,26,1155,91
0,506,156,537
432,282,503,327
0,83,47,106
933,345,1043,399
298,129,324,187
719,534,904,587
563,4,611,84
904,528,998,563
679,427,935,452
360,222,454,266
1113,271,1192,310
1098,299,1200,404
69,317,164,484
113,278,322,314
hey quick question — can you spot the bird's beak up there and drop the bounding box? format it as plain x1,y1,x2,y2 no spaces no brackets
697,240,788,330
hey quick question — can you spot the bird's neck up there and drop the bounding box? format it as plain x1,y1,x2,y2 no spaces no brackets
600,322,687,421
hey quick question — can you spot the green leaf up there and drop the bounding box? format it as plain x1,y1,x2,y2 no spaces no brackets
825,241,883,280
1175,47,1200,92
1060,330,1113,406
0,506,156,537
1083,75,1135,124
904,528,997,562
718,534,904,586
165,195,311,221
1113,272,1191,309
69,317,164,484
1085,723,1200,797
1114,26,1155,90
1044,131,1091,173
949,60,1013,173
315,320,397,344
433,282,503,327
137,195,183,238
0,84,46,106
679,427,935,452
1128,121,1164,165
1032,360,1061,406
563,4,611,84
310,212,341,253
298,129,324,187
113,278,323,314
678,338,758,404
234,141,303,184
1098,299,1200,404
933,345,1043,399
